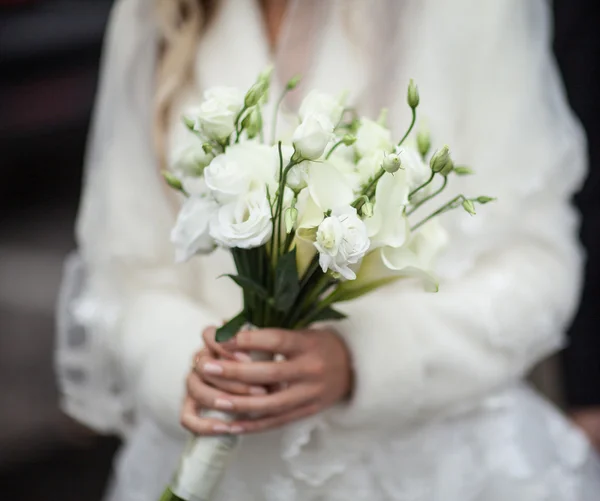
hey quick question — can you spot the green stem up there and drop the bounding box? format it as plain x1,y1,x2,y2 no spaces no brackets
397,108,417,147
408,171,435,200
407,175,448,216
410,195,467,231
325,139,344,159
352,168,386,211
294,288,339,329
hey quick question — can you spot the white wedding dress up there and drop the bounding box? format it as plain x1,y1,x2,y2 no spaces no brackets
56,0,600,500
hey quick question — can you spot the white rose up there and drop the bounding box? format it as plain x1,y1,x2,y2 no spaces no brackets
314,206,370,280
299,90,344,125
292,113,334,160
204,143,274,202
192,87,244,141
171,196,219,262
209,191,273,249
355,118,393,158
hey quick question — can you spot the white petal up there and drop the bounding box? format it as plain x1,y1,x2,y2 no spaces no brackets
307,162,354,211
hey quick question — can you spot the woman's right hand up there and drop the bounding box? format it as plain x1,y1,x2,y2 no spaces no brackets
180,329,268,435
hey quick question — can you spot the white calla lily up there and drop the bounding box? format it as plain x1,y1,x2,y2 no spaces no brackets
381,218,449,292
307,161,354,212
365,170,410,249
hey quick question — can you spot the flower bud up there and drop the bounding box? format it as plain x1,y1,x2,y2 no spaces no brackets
286,74,302,90
162,171,184,192
382,153,402,173
244,82,267,108
361,201,374,218
284,207,299,233
476,196,496,204
202,143,214,154
440,158,454,177
241,107,262,139
462,199,476,216
341,134,356,146
182,115,196,131
417,129,431,158
430,145,451,173
407,79,420,109
453,166,474,176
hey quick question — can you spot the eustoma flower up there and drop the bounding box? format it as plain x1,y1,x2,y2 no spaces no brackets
191,87,244,141
292,113,334,160
314,206,370,279
204,143,274,202
299,90,344,125
209,191,273,249
171,196,219,262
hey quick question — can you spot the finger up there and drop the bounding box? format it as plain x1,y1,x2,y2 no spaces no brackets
210,383,318,416
203,374,267,396
199,357,304,385
202,326,236,360
229,402,321,435
226,328,308,356
179,397,233,436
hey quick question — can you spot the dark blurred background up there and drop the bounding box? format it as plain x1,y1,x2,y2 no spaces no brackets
0,1,118,500
0,1,598,500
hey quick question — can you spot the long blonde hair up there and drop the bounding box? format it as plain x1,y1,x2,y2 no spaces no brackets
153,0,217,168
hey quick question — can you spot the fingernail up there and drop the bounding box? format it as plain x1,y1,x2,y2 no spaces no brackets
203,363,223,375
234,352,252,363
230,425,244,434
249,386,267,395
214,398,234,410
213,424,230,433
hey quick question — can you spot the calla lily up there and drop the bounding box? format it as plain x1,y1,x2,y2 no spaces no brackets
365,170,410,249
307,161,354,213
381,218,449,292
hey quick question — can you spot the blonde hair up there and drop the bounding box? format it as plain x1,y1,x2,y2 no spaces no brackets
153,0,217,169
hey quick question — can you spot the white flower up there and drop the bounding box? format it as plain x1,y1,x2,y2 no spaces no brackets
204,143,274,202
273,144,308,192
170,142,213,177
292,113,334,160
314,206,370,280
299,90,344,125
356,150,385,184
209,191,273,249
192,87,244,141
171,196,219,262
355,118,393,158
397,146,431,193
365,170,410,249
380,218,449,292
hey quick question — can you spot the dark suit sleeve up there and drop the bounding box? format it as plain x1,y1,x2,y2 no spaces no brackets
554,0,600,407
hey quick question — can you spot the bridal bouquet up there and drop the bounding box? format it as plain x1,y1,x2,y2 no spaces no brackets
159,69,493,501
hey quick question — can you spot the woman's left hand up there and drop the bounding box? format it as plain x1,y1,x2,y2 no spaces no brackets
183,326,353,435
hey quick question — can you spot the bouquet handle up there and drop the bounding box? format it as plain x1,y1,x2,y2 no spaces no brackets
167,349,271,501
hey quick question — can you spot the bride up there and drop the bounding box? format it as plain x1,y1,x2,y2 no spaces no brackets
56,0,600,500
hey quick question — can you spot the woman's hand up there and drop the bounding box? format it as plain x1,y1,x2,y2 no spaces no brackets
181,326,353,435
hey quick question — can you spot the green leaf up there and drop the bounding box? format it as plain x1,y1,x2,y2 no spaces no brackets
273,248,300,312
221,274,269,300
333,277,401,302
310,307,347,323
215,311,247,343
